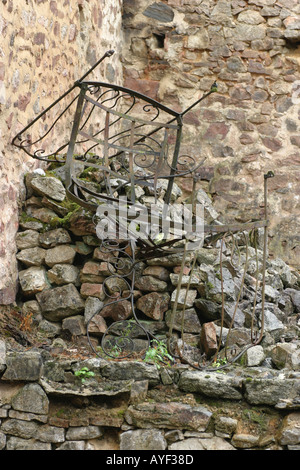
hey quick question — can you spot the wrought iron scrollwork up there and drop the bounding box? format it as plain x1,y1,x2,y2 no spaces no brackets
13,50,272,369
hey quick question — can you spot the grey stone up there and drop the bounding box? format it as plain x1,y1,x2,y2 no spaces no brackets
0,340,6,373
147,251,192,267
47,263,80,285
120,429,167,450
165,308,201,334
178,370,243,400
244,345,265,366
244,376,300,406
36,283,85,321
279,412,300,446
11,383,49,414
0,432,6,450
200,436,236,450
16,246,47,266
16,230,40,250
169,272,201,287
142,2,174,23
284,288,300,313
101,361,160,386
235,24,266,40
6,436,51,450
66,425,103,441
38,319,62,338
45,245,76,267
135,275,168,292
237,10,265,24
30,175,66,202
62,315,85,336
270,342,300,370
57,440,86,450
215,416,238,438
39,228,71,248
130,380,149,405
8,410,48,423
168,437,204,450
3,352,43,382
18,266,49,295
1,418,39,439
84,296,104,324
171,288,197,309
36,425,65,443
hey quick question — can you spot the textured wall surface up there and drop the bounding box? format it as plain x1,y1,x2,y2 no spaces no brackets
121,0,300,267
0,0,123,303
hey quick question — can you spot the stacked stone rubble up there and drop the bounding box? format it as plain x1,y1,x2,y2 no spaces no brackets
13,171,300,370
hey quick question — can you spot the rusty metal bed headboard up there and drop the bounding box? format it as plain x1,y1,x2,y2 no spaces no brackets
12,50,274,369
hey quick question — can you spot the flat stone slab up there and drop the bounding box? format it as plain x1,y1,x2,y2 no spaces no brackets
178,370,244,400
39,378,133,397
125,401,212,432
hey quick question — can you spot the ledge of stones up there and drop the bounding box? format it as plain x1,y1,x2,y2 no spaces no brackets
1,344,300,450
0,348,300,450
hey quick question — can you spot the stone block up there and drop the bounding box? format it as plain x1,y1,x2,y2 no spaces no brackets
120,429,167,451
16,247,46,266
47,264,80,286
16,230,40,250
45,245,76,267
36,283,85,321
3,354,43,382
125,402,212,432
30,175,66,202
18,266,49,296
39,228,71,248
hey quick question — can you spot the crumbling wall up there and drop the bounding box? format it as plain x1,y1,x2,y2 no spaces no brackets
0,0,123,304
121,0,300,268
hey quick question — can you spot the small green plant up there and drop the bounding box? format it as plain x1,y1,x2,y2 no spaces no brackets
144,339,173,369
212,356,227,373
74,367,95,383
212,357,227,367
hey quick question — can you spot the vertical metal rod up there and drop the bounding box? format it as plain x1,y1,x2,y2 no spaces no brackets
256,172,274,344
65,84,87,188
164,116,183,205
128,121,136,204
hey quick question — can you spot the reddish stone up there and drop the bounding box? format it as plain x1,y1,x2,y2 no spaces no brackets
88,314,108,336
34,33,45,45
203,123,230,141
48,417,69,428
136,292,170,321
93,247,119,262
247,60,269,74
173,265,191,275
80,283,105,300
290,136,300,148
0,62,5,81
200,322,217,358
124,77,159,101
240,134,255,145
15,93,31,112
261,136,282,151
100,299,132,322
143,265,170,281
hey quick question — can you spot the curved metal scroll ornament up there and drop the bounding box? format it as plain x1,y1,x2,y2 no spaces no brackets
85,238,151,359
12,50,272,367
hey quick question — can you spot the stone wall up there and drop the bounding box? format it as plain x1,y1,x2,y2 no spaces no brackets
1,346,300,450
0,0,123,304
121,0,300,268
